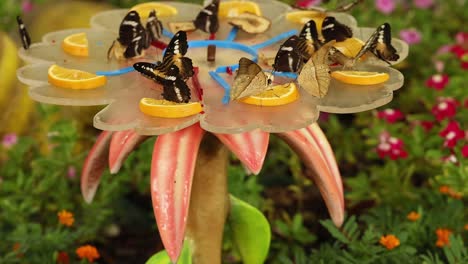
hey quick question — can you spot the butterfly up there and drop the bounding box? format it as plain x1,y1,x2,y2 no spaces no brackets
108,10,163,60
353,23,399,65
297,41,335,98
194,0,220,34
16,16,31,50
273,35,310,73
298,19,322,58
321,16,353,43
160,30,194,80
230,57,273,100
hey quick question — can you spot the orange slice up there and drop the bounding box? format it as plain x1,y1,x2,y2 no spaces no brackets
219,1,262,18
239,83,299,106
333,37,365,58
285,10,326,30
331,71,389,85
130,2,178,19
139,98,202,118
48,64,106,89
62,32,88,57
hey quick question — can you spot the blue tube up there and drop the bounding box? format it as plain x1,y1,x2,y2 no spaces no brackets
163,28,174,38
96,66,134,76
251,29,298,50
209,71,231,104
272,72,298,79
225,27,239,41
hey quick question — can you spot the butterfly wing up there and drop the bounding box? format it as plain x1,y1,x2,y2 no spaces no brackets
328,47,354,67
162,31,194,79
273,36,310,72
146,9,163,42
116,11,148,58
299,19,321,52
231,57,268,100
193,0,220,34
297,41,333,98
16,16,31,49
162,77,191,103
353,23,399,64
321,16,353,43
164,30,189,57
134,62,180,85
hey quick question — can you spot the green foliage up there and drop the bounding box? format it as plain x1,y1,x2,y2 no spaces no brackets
146,240,192,264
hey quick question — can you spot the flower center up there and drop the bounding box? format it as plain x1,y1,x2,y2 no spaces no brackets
438,102,448,110
432,74,443,83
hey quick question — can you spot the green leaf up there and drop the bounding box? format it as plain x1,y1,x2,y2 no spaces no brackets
145,241,192,264
228,195,271,264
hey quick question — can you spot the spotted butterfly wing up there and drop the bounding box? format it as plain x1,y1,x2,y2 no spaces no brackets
146,9,163,42
299,19,321,56
162,78,191,103
193,0,219,34
321,16,353,43
353,23,399,64
133,62,180,85
231,57,271,100
273,36,310,72
162,31,194,79
16,16,31,50
297,41,334,98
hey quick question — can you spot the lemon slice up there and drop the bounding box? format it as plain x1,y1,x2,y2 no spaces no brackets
239,83,299,106
48,64,106,89
333,37,365,58
331,71,389,85
219,1,262,18
285,10,326,29
130,2,178,19
62,32,88,57
139,98,202,118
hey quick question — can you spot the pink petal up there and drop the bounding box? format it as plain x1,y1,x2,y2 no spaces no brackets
81,131,113,203
214,130,269,175
277,128,344,227
151,124,205,262
108,130,149,174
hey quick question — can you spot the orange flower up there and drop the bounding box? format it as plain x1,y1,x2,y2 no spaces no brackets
435,228,452,248
76,245,100,263
464,224,468,231
12,242,23,258
379,234,400,250
439,185,450,194
56,251,70,264
407,211,420,221
439,185,463,199
57,210,74,227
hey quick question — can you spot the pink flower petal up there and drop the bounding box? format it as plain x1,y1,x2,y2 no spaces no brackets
108,130,149,174
151,123,205,262
81,131,113,203
215,130,269,175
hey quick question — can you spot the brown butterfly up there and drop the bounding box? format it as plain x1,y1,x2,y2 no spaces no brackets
353,23,399,65
297,41,335,98
230,57,273,100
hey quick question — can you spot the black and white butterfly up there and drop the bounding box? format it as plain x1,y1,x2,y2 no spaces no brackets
321,16,353,43
299,19,322,57
231,57,273,100
194,0,220,34
273,35,310,73
160,31,194,79
16,16,31,50
108,10,163,60
353,23,399,64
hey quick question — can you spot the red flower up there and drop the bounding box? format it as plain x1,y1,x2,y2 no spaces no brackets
425,74,449,90
439,121,465,148
57,252,70,264
462,145,468,158
377,108,404,123
377,133,408,160
420,120,434,132
461,52,468,69
431,98,459,121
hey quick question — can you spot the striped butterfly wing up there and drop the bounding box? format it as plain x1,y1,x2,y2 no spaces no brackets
321,16,353,43
146,10,164,43
193,0,220,34
162,77,191,103
273,36,310,72
299,19,321,56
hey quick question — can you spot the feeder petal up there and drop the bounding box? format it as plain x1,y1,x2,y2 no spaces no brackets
81,131,113,203
277,128,344,227
215,129,269,175
150,123,205,262
109,130,150,174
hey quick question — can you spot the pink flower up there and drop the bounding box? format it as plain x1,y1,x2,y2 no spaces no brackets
460,52,468,70
442,154,458,164
2,133,18,149
377,108,404,123
461,145,468,158
413,0,434,9
414,120,434,132
399,29,422,45
375,0,396,14
439,121,465,148
296,0,322,8
425,74,449,90
67,166,76,179
377,133,408,160
21,0,34,13
431,98,459,121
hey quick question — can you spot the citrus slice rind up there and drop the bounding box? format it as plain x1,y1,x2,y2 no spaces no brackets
239,83,299,106
331,71,390,85
285,10,327,29
130,2,178,19
47,64,107,89
62,32,88,57
139,98,203,118
333,37,365,58
219,1,262,18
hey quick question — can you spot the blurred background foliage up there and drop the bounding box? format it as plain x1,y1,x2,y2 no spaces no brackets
1,0,467,263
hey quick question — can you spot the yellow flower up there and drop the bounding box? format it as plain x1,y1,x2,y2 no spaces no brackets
76,245,100,263
407,211,420,221
57,210,74,227
379,234,400,250
435,228,452,248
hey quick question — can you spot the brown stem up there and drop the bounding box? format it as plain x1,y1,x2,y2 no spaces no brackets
186,134,230,264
